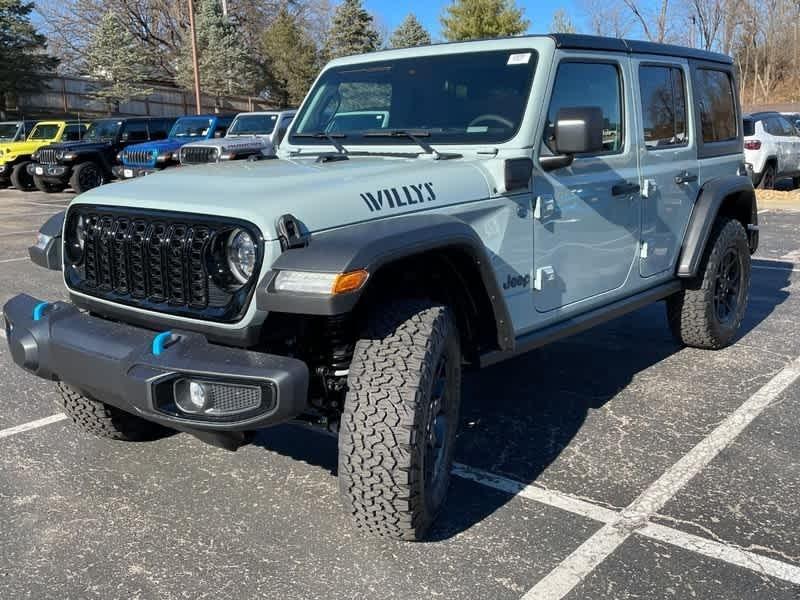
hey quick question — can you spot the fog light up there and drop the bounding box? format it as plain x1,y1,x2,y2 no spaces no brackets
174,379,210,414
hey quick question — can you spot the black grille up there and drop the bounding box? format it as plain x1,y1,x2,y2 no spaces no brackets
181,146,218,165
38,148,59,165
65,205,262,323
124,149,156,168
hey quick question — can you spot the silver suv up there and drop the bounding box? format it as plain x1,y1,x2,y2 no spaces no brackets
6,34,757,541
178,110,296,165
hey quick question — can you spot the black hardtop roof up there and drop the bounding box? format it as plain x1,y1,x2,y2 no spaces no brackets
549,33,732,65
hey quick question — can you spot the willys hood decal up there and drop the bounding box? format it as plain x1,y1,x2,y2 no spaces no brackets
75,156,493,240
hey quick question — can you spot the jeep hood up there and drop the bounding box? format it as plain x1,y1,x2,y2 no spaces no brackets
183,136,269,151
75,156,493,240
125,138,196,153
1,139,47,157
43,141,111,152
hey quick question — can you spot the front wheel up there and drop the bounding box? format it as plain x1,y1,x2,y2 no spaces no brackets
338,300,462,541
10,161,35,191
69,161,105,194
667,217,751,349
57,382,170,441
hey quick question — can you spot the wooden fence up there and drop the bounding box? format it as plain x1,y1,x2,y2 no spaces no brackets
5,75,276,119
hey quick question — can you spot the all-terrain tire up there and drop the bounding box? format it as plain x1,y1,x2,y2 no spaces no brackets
338,300,462,541
56,382,169,441
10,161,35,191
33,175,65,193
69,161,104,194
667,217,751,349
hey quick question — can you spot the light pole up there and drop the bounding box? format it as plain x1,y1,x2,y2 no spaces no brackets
188,0,202,114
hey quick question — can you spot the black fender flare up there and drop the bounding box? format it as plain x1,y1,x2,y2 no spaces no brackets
676,175,757,278
256,213,515,352
29,210,64,270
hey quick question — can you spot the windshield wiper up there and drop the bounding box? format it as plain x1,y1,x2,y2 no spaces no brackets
362,129,461,160
293,131,348,155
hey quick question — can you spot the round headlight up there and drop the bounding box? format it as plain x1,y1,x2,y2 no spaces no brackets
55,151,65,161
65,214,86,264
227,229,256,284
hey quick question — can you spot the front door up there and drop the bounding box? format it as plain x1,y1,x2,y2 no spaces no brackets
533,56,641,312
634,60,699,277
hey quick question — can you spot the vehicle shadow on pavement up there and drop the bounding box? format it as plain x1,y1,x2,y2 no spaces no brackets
252,262,791,541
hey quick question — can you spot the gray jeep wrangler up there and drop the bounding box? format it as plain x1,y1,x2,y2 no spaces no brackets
5,34,757,541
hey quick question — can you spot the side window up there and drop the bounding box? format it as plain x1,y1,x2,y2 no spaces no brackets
63,124,84,141
545,61,624,154
274,117,293,147
149,120,171,140
775,115,795,136
639,65,688,149
124,121,148,142
695,69,736,143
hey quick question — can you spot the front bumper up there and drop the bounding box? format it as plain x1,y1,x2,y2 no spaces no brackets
112,165,157,179
3,294,309,433
27,163,69,180
0,163,9,177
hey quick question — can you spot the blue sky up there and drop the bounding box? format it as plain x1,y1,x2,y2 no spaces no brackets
363,0,587,41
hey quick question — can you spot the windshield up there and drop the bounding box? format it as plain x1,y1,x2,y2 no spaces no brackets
84,120,122,142
291,50,536,146
28,124,60,140
170,118,213,138
229,114,278,135
0,123,19,141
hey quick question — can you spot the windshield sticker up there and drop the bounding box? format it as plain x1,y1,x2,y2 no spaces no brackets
507,52,532,65
361,183,436,213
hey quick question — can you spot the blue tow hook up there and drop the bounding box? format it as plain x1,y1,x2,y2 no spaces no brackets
32,302,50,322
152,331,174,356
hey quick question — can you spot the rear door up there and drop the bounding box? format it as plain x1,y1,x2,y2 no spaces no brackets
533,55,641,312
633,59,698,278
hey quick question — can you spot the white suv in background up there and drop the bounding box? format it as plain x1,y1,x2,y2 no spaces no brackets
743,111,800,189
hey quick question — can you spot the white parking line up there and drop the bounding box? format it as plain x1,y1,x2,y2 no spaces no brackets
0,230,36,237
455,464,800,589
521,355,800,599
0,413,67,440
0,257,27,264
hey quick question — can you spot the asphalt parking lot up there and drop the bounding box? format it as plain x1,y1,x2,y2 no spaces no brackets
1,188,799,600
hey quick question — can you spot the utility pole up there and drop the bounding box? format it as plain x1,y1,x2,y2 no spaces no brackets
188,0,202,114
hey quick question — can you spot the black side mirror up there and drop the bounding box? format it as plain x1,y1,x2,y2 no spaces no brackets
541,106,605,172
554,106,604,154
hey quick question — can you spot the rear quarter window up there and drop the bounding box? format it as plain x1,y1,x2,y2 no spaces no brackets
742,118,755,137
695,69,737,143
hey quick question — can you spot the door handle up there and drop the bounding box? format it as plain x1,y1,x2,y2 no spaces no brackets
674,172,698,184
611,181,641,196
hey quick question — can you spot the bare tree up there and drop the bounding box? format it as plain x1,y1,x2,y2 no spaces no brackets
621,0,672,43
582,0,633,38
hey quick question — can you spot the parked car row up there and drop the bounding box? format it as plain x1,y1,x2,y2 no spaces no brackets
0,110,297,194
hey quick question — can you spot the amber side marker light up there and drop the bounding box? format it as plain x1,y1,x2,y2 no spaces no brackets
332,269,369,295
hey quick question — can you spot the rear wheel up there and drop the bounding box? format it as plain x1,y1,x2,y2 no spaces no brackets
338,300,461,541
10,161,35,191
56,382,169,441
757,163,776,189
69,161,105,194
667,217,751,349
33,175,66,193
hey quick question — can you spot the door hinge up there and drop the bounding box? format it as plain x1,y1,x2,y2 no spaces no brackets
534,195,556,220
534,266,556,290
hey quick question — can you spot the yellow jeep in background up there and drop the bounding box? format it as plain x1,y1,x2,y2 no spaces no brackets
0,121,88,191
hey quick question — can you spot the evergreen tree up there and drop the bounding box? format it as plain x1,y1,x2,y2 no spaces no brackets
324,0,380,60
262,8,319,108
0,0,58,118
550,8,576,34
389,13,431,49
440,0,529,41
85,12,152,113
177,0,256,103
